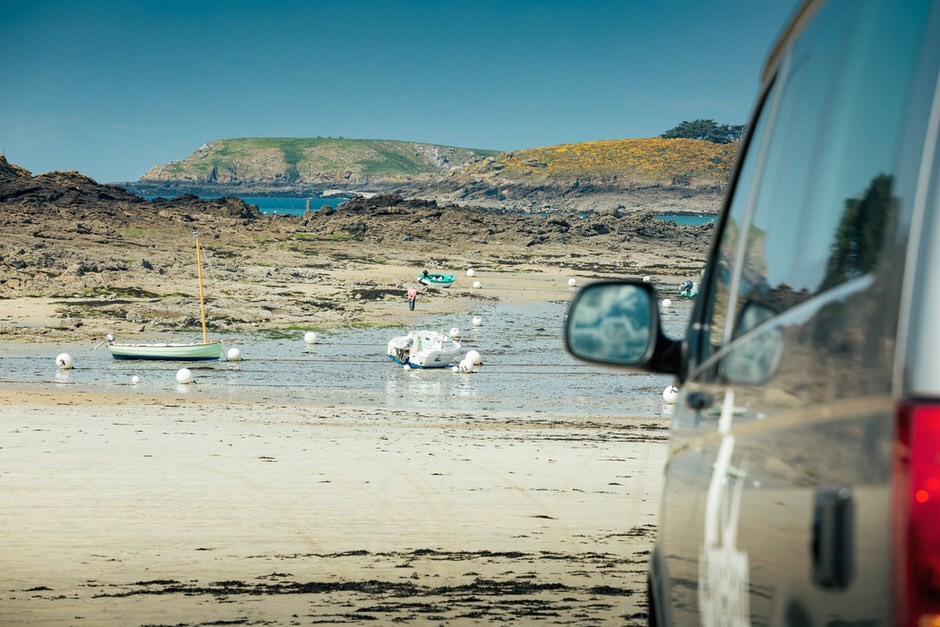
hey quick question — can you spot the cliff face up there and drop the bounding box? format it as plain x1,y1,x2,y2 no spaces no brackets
138,138,499,188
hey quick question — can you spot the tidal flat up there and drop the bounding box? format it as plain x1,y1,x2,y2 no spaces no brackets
0,299,692,625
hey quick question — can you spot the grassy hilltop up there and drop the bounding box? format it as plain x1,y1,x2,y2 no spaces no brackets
140,137,501,186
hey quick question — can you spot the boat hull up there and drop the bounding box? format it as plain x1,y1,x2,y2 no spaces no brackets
417,274,456,287
386,353,458,368
109,341,224,361
386,330,461,368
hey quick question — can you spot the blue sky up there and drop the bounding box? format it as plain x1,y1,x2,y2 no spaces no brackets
1,0,798,183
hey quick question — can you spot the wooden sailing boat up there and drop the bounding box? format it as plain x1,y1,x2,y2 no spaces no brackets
107,231,225,361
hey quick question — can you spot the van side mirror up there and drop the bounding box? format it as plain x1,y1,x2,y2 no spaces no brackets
564,280,681,374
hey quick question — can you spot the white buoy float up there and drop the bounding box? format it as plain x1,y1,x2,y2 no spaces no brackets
458,358,474,373
662,298,672,309
466,350,482,366
466,268,476,277
473,280,482,289
449,327,461,338
176,368,194,385
304,331,318,344
568,278,577,287
131,375,140,385
226,347,241,361
643,275,651,282
55,353,74,370
663,385,679,404
472,316,483,327
452,365,460,372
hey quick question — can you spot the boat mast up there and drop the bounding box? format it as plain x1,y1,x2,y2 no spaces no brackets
194,230,209,343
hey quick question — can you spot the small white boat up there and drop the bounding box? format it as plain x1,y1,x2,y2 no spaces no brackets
387,329,461,368
108,339,224,361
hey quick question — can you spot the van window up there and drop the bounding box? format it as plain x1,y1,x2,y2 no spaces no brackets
697,76,777,360
730,0,929,332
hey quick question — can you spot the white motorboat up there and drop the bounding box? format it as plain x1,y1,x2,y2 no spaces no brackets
386,329,461,368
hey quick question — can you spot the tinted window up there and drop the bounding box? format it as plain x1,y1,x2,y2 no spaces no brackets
697,78,777,358
730,0,929,332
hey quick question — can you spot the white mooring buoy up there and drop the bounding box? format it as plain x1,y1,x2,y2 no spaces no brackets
466,350,482,366
663,385,679,404
472,316,483,326
473,280,482,289
55,353,74,370
304,331,318,344
449,327,461,339
643,275,651,283
662,298,672,309
131,375,140,385
226,347,241,361
568,278,577,287
467,268,476,277
176,368,194,385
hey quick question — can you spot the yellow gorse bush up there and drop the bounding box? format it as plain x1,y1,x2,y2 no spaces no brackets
471,138,739,184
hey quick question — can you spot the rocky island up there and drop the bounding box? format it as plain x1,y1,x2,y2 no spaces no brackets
122,135,736,214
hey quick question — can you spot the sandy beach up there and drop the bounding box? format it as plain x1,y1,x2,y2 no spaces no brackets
0,388,667,625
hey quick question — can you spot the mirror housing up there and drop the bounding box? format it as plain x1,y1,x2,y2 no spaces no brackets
564,280,681,375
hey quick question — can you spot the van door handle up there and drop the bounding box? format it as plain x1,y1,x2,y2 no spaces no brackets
686,391,714,410
812,486,853,589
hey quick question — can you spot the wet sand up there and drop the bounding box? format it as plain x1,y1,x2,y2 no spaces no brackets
0,389,667,625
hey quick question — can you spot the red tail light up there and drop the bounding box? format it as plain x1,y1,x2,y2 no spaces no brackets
895,403,940,626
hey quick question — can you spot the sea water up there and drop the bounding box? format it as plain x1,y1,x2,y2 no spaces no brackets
239,197,348,215
1,298,696,418
144,196,347,216
655,214,716,226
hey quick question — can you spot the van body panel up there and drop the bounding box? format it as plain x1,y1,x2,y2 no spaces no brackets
653,0,940,623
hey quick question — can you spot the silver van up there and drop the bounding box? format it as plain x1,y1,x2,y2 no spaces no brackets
565,0,940,624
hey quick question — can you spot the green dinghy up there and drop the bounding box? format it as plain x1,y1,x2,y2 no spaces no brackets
418,272,456,287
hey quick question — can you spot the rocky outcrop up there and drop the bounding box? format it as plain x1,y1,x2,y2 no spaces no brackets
0,156,260,225
299,193,714,252
0,156,33,182
398,175,725,214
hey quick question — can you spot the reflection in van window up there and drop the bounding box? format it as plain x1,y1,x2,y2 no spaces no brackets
732,0,928,327
701,86,776,358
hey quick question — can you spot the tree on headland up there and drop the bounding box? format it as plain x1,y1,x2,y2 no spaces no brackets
661,119,745,144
